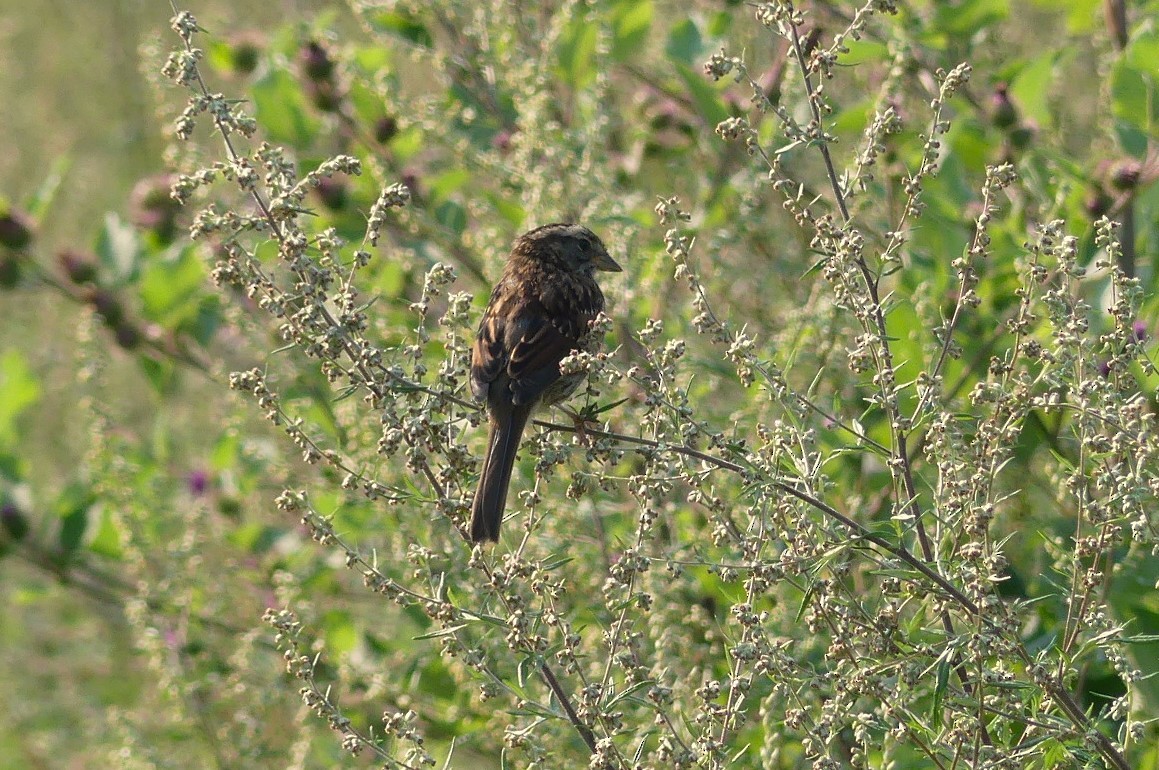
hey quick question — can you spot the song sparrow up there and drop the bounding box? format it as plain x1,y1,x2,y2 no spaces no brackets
469,223,621,542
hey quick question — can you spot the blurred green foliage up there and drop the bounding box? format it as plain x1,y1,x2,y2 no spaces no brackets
1,0,1158,768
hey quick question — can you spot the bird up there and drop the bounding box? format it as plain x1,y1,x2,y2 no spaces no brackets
469,223,621,542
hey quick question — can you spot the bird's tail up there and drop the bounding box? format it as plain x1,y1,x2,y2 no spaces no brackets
470,405,533,542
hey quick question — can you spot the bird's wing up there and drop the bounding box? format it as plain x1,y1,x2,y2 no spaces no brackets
471,268,605,408
506,274,607,405
470,290,510,403
506,309,578,406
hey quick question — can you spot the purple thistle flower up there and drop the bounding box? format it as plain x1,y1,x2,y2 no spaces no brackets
188,469,210,497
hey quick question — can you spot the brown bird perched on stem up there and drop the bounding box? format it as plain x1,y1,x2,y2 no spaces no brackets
469,223,621,542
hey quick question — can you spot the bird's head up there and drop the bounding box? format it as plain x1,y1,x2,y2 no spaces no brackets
514,223,622,274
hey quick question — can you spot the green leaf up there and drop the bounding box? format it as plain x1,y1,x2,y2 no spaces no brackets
0,450,24,482
831,99,874,136
414,623,471,641
1052,0,1100,33
367,11,433,48
610,0,653,62
706,10,732,37
795,581,817,623
1107,548,1159,713
228,524,287,554
944,119,992,175
139,244,207,327
1124,27,1159,77
26,155,70,221
210,430,241,472
1114,121,1150,158
840,39,889,67
1009,51,1057,129
351,44,392,73
55,483,95,555
674,63,728,128
323,609,358,655
930,660,951,729
427,168,472,205
0,350,41,448
1111,30,1159,139
488,194,525,227
558,15,598,88
435,200,467,234
251,69,321,147
347,79,388,128
188,297,222,347
138,356,177,396
373,259,407,299
88,504,122,559
665,18,704,65
205,39,236,73
931,0,1008,37
285,372,341,443
389,126,425,162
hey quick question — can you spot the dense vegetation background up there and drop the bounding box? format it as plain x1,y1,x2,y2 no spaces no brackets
1,1,1157,768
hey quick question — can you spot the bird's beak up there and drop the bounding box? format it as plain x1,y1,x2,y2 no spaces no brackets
594,250,622,272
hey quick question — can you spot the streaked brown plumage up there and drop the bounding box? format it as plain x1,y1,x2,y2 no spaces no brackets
469,223,621,542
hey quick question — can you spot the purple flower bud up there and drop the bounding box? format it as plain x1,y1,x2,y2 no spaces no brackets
87,288,125,326
374,115,399,145
1,501,30,540
188,469,210,497
313,177,347,211
228,32,264,75
401,169,422,201
1109,159,1141,191
57,249,98,284
1084,189,1112,220
0,207,33,249
492,128,514,153
298,41,335,82
130,174,181,243
990,83,1017,130
114,323,141,350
